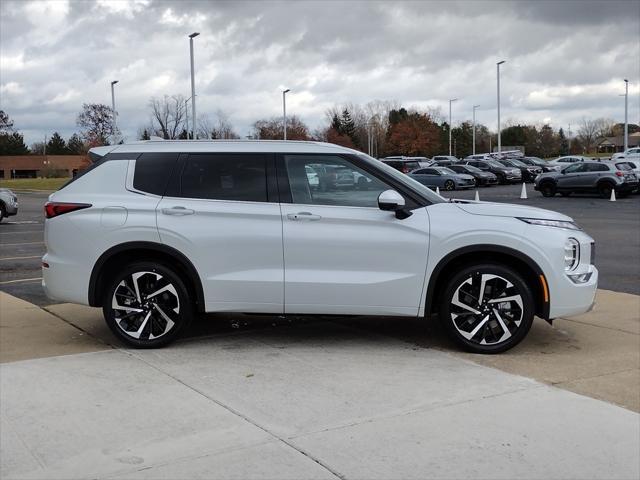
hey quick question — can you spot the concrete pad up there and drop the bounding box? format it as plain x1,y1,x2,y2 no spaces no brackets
130,322,537,438
291,386,640,480
44,302,121,346
109,441,338,480
0,350,274,479
0,291,108,363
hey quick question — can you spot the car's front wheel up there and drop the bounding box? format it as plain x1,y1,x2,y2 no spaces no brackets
439,264,535,354
103,262,193,348
539,182,556,197
444,180,455,191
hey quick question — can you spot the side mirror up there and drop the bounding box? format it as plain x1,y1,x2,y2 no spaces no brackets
378,190,412,219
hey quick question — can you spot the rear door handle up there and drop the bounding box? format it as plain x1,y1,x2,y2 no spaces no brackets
287,212,321,221
161,206,195,216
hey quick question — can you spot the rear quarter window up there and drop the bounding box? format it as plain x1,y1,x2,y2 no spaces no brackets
133,153,179,195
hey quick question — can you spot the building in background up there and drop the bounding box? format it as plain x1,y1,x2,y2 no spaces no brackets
0,155,89,179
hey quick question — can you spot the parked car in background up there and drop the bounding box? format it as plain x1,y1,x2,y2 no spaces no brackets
448,164,498,186
431,155,460,166
497,158,543,183
519,156,561,172
534,161,638,198
612,147,640,161
43,139,599,353
409,166,475,190
464,154,493,161
461,159,522,184
0,188,18,222
548,155,590,167
615,161,640,192
380,157,423,173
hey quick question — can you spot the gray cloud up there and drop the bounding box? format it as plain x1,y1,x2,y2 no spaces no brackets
1,0,638,145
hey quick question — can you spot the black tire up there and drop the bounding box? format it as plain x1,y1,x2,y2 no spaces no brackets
597,182,614,199
444,180,455,191
540,182,556,197
0,203,5,223
439,263,535,354
103,261,193,348
496,173,507,184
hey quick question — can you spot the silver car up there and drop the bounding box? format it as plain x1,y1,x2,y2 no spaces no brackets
0,188,18,222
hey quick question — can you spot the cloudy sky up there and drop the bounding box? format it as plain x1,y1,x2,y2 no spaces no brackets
1,0,639,145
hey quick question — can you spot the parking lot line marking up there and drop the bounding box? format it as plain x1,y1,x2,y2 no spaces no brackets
0,277,42,285
0,241,44,246
0,230,43,235
0,255,42,261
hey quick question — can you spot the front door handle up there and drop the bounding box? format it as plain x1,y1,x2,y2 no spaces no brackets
161,206,195,216
287,212,322,221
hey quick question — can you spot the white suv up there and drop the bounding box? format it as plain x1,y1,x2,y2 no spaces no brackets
43,140,598,353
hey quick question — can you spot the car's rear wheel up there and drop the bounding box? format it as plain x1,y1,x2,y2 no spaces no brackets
540,182,556,197
444,180,455,191
597,182,614,199
0,203,5,223
103,262,193,348
439,264,535,354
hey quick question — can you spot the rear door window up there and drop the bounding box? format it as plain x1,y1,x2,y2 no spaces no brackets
180,154,268,202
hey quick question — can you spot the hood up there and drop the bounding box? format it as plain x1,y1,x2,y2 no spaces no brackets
455,201,572,221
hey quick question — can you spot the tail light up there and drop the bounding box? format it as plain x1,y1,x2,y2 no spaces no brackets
44,202,91,219
402,166,410,173
615,171,624,177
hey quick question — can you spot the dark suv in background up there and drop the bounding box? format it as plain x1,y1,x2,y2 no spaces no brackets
534,161,638,198
380,157,422,173
461,159,522,184
497,158,543,182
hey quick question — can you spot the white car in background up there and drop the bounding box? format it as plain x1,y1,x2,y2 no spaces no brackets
42,140,598,354
0,188,19,222
548,155,590,167
612,147,640,161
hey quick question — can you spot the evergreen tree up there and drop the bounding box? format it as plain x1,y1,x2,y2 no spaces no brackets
558,128,569,155
66,133,86,154
46,132,68,154
330,113,342,133
141,129,150,140
341,109,356,139
0,131,29,155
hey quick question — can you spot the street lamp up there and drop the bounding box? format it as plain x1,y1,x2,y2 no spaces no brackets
189,32,200,139
448,98,458,156
624,79,629,152
282,89,290,140
472,105,480,155
110,80,118,137
496,60,506,153
184,96,192,139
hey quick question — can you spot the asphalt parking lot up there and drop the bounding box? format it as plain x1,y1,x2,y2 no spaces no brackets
1,185,638,306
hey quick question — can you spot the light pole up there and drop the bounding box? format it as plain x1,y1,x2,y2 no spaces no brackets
282,89,290,140
184,97,192,139
189,32,199,139
624,79,629,151
110,80,118,138
472,104,480,155
448,98,458,156
496,60,505,153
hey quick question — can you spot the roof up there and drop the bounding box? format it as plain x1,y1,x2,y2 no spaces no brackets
90,140,362,157
597,136,640,147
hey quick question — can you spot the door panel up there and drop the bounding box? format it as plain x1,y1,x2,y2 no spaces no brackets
157,153,283,313
280,154,430,316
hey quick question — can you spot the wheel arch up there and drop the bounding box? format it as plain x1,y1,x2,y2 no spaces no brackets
424,244,550,321
89,241,205,312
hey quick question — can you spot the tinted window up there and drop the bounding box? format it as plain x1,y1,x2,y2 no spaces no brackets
180,154,268,202
285,155,390,208
564,163,587,173
413,169,430,175
588,163,609,172
133,153,178,195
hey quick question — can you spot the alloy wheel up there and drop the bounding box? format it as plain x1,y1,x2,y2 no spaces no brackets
444,180,455,191
449,273,524,345
111,271,180,340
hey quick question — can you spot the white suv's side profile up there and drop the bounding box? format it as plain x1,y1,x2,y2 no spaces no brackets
43,141,598,353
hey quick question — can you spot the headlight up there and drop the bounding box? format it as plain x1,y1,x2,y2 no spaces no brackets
563,238,580,271
518,218,582,230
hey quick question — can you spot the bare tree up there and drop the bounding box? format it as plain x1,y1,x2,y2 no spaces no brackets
577,117,599,153
593,117,616,139
77,103,117,145
148,95,187,139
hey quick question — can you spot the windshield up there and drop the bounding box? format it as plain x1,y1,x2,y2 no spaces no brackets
358,154,445,204
464,165,482,173
508,159,527,167
436,167,456,175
